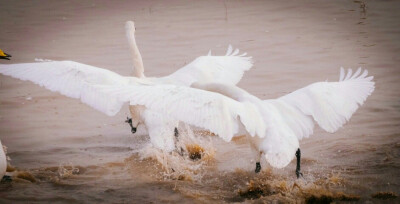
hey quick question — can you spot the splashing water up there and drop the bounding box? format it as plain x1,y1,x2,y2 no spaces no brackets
136,124,216,181
0,0,399,202
57,163,80,179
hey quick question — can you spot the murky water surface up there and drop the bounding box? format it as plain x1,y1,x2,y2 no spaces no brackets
0,0,399,203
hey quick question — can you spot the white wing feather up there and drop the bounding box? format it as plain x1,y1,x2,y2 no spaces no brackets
0,61,135,116
0,60,374,169
165,45,253,86
260,68,374,168
0,61,263,141
278,68,374,134
102,84,265,141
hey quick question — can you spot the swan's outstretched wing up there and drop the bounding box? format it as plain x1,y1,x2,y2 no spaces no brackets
0,61,263,140
278,67,374,134
102,84,265,141
165,45,253,86
0,61,137,116
260,68,375,168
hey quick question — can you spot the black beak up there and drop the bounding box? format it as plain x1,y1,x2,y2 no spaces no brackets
131,127,137,134
0,53,11,60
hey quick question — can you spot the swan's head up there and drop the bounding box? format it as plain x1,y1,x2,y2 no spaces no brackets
125,21,136,34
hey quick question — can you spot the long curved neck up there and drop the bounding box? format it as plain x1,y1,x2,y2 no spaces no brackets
126,24,145,78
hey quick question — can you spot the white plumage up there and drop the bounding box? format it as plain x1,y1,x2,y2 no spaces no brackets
0,20,374,171
101,84,265,142
190,68,374,168
0,56,374,169
0,61,133,116
164,45,252,86
0,140,6,180
0,21,253,152
124,20,253,151
0,48,252,150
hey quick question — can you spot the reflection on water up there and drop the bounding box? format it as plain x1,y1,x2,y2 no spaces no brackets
0,0,399,203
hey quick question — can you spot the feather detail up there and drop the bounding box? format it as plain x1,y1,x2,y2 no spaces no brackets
165,45,253,86
258,68,374,168
0,61,132,116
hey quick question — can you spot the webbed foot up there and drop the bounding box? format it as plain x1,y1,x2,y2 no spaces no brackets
255,162,261,173
296,170,303,178
1,175,12,183
125,117,136,134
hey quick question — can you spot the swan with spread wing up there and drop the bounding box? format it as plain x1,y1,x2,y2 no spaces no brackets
123,21,253,152
98,67,374,177
0,62,374,177
190,68,374,176
0,21,374,177
0,21,253,153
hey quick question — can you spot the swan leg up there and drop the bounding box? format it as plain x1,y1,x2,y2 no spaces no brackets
174,127,179,139
255,162,261,173
255,151,262,173
174,127,184,156
295,148,303,178
125,117,137,134
247,134,263,173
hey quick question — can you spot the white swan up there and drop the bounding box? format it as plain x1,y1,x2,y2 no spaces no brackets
0,140,7,180
0,20,374,176
0,21,253,152
190,68,374,176
95,67,374,176
0,58,374,176
125,21,254,152
125,21,179,152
